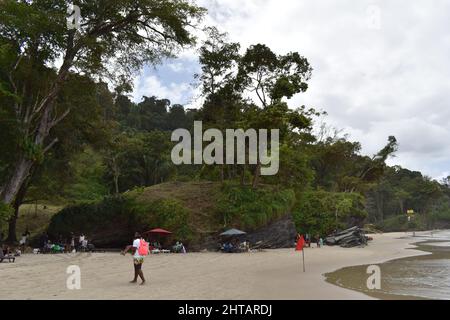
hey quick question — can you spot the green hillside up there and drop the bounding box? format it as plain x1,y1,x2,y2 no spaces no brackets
47,181,296,248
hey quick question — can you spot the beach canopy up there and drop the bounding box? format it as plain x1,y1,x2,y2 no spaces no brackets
144,228,172,235
220,228,246,236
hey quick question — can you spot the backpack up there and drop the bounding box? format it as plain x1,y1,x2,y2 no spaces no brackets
138,239,149,256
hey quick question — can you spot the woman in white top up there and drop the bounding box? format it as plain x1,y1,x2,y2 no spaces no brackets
121,232,146,285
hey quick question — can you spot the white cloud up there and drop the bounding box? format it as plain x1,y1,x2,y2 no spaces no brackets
132,74,192,105
167,62,186,73
133,0,450,179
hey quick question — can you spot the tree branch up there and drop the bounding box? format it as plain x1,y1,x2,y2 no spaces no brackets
43,138,59,154
50,108,71,128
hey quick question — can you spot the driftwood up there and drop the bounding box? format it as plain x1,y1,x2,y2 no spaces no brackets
325,226,368,248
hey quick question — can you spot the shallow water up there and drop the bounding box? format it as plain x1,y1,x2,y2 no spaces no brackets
325,230,450,300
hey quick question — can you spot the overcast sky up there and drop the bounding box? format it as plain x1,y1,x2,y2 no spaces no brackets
132,0,450,180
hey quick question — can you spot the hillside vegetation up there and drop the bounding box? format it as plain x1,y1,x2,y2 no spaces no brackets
47,181,296,247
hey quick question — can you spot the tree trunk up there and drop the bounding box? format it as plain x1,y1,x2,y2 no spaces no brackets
6,173,30,243
0,47,75,205
240,164,246,186
220,164,224,184
252,162,261,189
6,208,18,243
114,174,120,194
153,165,158,185
0,156,34,205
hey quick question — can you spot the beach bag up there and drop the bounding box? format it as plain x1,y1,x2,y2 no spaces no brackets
138,239,149,256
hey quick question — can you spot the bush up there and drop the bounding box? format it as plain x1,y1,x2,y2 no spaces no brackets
376,214,427,232
0,201,13,230
48,195,193,247
48,195,137,246
134,198,192,241
292,191,367,236
216,183,295,231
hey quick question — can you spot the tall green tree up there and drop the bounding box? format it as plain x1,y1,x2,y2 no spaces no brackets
0,0,205,205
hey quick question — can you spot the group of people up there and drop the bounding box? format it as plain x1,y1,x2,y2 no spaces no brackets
0,229,30,254
1,244,20,257
39,232,94,254
301,233,324,248
172,241,186,253
221,239,249,253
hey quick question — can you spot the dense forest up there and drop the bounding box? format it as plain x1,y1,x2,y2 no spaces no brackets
1,1,450,244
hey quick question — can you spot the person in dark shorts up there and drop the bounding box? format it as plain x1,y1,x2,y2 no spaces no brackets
121,232,146,285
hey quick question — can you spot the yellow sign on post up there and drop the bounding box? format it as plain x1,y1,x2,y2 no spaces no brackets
407,209,414,216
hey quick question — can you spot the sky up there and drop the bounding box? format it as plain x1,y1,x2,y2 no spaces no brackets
131,0,450,180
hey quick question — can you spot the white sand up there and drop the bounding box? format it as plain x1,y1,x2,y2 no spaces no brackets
0,232,430,300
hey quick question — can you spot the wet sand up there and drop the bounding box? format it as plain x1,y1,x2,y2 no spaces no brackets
0,232,428,300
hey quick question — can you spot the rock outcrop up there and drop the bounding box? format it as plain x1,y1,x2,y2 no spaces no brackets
246,215,297,249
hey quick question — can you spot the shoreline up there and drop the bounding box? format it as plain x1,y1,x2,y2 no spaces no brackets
325,232,450,300
0,232,433,300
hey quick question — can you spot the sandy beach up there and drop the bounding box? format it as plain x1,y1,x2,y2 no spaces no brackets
0,232,430,300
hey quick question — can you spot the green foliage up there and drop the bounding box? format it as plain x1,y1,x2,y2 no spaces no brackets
0,0,206,77
20,137,44,162
0,201,13,228
428,200,450,228
236,43,311,106
292,191,367,236
63,148,109,202
48,194,192,245
366,166,444,225
134,198,192,240
48,195,136,246
375,214,427,232
197,27,240,96
216,183,295,230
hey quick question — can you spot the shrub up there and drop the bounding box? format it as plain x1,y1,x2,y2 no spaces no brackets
48,195,193,246
0,201,13,231
216,183,295,231
292,191,367,236
375,214,427,232
48,195,136,246
134,198,192,241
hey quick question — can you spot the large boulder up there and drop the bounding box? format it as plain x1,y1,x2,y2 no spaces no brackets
246,215,297,249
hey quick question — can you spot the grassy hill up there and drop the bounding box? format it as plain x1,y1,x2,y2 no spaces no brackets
46,181,296,248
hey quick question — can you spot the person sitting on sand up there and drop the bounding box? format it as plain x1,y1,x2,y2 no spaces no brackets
121,232,146,285
173,241,183,253
2,244,10,255
43,240,53,254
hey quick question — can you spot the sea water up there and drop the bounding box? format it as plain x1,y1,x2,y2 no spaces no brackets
325,230,450,300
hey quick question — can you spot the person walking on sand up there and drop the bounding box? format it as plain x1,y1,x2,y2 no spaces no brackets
121,232,147,285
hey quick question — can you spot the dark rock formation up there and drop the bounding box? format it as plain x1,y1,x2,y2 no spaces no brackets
246,215,297,249
193,215,298,251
